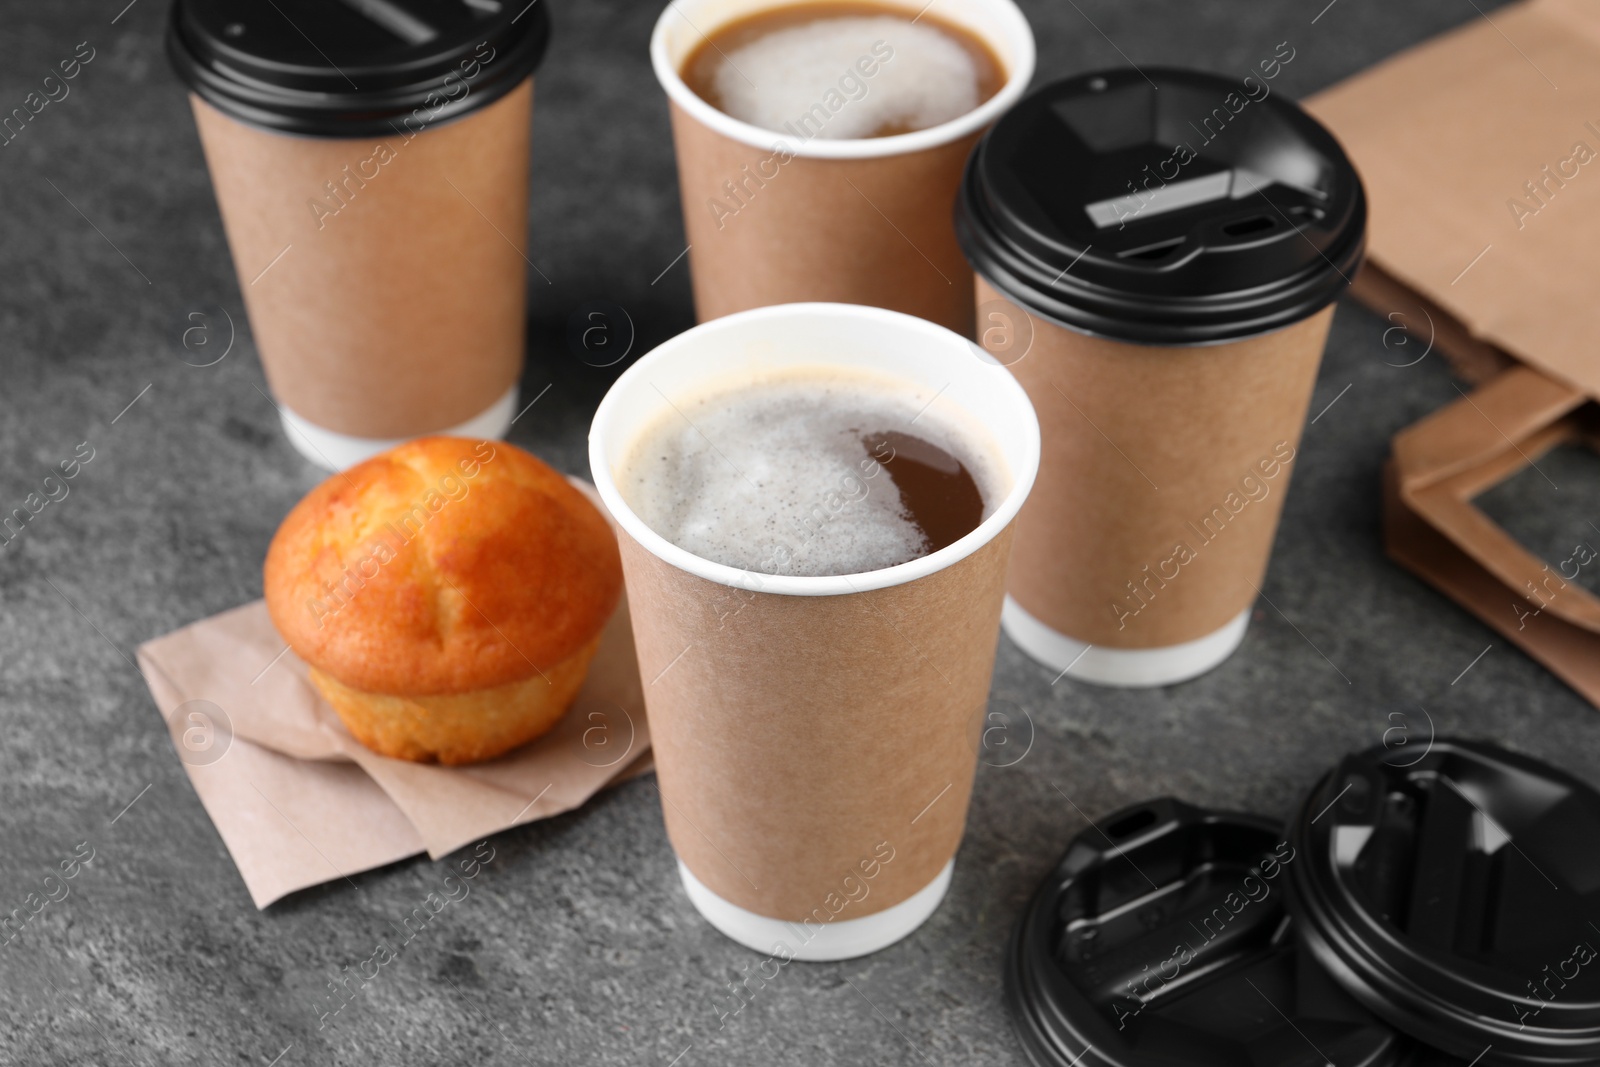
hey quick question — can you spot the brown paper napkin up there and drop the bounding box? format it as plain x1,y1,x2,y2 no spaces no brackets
136,485,651,909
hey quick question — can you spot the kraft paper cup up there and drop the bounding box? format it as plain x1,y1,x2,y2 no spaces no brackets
982,278,1333,687
957,69,1367,687
589,303,1039,960
168,2,549,470
651,0,1036,336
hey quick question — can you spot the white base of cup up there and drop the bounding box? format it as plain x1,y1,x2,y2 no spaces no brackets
1002,596,1250,688
677,859,953,962
276,385,519,471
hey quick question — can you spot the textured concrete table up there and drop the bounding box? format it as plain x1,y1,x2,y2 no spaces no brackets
2,1,1594,1064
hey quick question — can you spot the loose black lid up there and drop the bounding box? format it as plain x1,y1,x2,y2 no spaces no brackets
167,0,551,137
1285,739,1600,1065
1007,797,1413,1067
956,68,1367,346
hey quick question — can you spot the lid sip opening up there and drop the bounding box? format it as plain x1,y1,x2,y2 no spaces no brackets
957,67,1367,346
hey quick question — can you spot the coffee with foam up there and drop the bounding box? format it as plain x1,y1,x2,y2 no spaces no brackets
619,369,996,577
681,3,1005,140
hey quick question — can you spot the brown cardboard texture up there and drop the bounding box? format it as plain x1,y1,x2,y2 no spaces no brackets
670,101,980,336
979,277,1334,648
1307,0,1600,399
1349,263,1515,387
191,81,532,437
1386,364,1600,707
617,520,1014,922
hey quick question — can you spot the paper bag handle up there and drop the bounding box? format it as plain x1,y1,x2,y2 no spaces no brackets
1393,365,1600,633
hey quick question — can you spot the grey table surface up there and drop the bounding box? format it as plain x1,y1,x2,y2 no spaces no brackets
3,0,1596,1064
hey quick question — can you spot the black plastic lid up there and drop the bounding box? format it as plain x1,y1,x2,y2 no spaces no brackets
956,68,1367,346
1285,739,1600,1065
166,0,551,137
1007,797,1414,1067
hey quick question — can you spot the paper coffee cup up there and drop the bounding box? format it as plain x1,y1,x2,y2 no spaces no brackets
651,0,1035,336
167,2,551,470
589,303,1039,960
957,68,1367,687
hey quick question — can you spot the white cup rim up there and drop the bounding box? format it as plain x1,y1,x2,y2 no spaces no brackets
649,0,1037,160
588,302,1040,597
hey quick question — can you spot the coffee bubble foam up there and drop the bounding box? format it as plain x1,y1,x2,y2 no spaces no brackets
620,370,993,577
712,16,981,140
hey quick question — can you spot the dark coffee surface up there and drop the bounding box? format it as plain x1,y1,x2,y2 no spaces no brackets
1,3,1584,1067
864,429,985,554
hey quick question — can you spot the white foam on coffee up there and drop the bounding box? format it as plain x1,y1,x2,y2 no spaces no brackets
620,368,993,578
712,16,981,140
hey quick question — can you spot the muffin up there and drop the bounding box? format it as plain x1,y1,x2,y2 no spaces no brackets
264,437,623,765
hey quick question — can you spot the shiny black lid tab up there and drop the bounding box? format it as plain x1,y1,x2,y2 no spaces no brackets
957,67,1367,345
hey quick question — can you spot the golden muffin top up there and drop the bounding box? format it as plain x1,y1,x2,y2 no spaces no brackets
265,436,622,696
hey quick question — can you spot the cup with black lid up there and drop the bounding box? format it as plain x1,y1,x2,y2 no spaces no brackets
167,0,551,469
956,66,1366,687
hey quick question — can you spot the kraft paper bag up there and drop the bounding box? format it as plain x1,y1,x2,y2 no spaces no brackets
1306,1,1600,706
1385,365,1600,708
1307,0,1600,396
